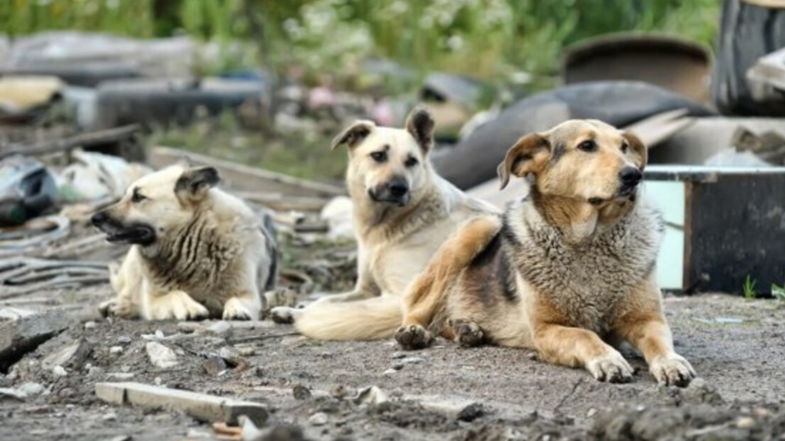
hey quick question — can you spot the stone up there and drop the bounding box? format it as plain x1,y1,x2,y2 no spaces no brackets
52,365,68,377
95,382,268,426
205,321,232,337
292,384,311,400
457,403,485,422
202,356,227,376
109,346,124,354
42,340,90,369
354,386,388,406
0,310,74,371
84,321,97,329
145,342,178,369
308,412,328,426
252,424,306,441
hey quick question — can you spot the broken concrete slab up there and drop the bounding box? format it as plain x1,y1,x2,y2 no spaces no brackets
0,309,74,372
95,382,268,426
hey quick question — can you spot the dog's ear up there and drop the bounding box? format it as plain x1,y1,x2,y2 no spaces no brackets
176,166,220,202
497,133,550,189
405,107,435,153
331,120,375,150
622,132,647,171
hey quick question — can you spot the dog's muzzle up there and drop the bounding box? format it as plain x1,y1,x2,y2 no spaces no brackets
91,211,156,246
617,166,642,197
368,177,410,206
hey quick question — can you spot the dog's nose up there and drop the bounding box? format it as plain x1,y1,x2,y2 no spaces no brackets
619,167,642,186
91,211,108,227
388,179,409,198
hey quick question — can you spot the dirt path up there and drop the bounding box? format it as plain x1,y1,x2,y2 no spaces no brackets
2,293,784,441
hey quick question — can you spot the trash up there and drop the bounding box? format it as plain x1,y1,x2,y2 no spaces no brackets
0,156,58,226
57,149,152,202
0,75,63,116
145,342,178,369
213,422,243,440
432,81,712,189
320,196,354,240
95,381,268,426
0,257,108,297
563,33,711,104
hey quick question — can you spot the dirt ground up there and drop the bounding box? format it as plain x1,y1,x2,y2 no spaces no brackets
2,285,785,441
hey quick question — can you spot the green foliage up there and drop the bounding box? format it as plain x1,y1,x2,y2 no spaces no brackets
1,0,720,87
772,281,785,301
743,275,758,299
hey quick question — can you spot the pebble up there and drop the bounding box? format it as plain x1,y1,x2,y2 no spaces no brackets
146,342,178,369
399,357,425,365
736,416,756,429
205,321,232,337
177,322,203,333
52,366,68,377
292,384,312,400
109,346,124,354
202,356,227,376
391,352,407,359
102,411,118,421
383,368,397,375
117,336,132,345
154,329,165,339
84,321,97,329
457,403,485,422
308,412,328,426
237,346,256,356
107,372,134,380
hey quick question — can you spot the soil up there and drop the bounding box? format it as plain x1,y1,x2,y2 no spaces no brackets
1,286,784,441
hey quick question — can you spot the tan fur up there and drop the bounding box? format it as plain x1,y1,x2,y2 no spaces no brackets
272,109,498,339
95,164,277,321
396,119,695,386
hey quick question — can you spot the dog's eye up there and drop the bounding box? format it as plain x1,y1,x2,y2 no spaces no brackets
578,140,597,152
404,156,419,168
621,142,629,153
131,189,147,203
370,151,387,163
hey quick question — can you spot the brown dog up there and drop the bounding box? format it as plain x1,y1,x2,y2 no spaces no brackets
394,119,696,386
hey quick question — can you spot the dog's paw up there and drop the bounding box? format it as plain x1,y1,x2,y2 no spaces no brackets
270,306,299,324
222,298,258,321
98,299,117,318
649,353,695,387
394,324,433,350
586,350,634,383
150,291,209,321
447,319,485,347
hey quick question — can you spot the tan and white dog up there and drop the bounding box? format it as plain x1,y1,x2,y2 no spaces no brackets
271,108,497,338
92,164,277,321
393,119,696,386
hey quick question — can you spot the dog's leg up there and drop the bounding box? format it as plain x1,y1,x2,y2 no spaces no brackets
100,251,142,319
532,320,634,383
396,215,501,350
311,249,380,305
223,290,262,321
615,277,695,387
143,289,209,321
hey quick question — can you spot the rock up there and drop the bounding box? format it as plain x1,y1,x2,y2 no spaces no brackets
0,387,26,401
145,342,178,369
107,372,134,380
736,416,755,429
109,436,132,441
177,322,203,333
383,368,397,375
457,403,485,422
250,424,306,441
218,347,241,364
202,356,227,376
0,310,74,372
292,384,312,400
308,412,328,426
0,382,45,401
84,321,97,329
205,321,232,338
18,382,45,396
354,386,388,406
52,365,68,377
400,357,425,365
42,339,91,369
683,377,723,405
330,385,352,399
236,345,256,357
116,336,132,345
109,346,124,354
96,382,268,426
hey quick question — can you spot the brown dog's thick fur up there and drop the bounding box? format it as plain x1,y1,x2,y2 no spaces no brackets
394,119,696,386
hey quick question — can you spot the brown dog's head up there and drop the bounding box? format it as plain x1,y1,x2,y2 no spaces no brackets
332,108,435,207
498,119,646,205
91,164,219,246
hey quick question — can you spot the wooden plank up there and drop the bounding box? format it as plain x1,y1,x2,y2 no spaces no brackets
148,146,344,198
95,382,268,426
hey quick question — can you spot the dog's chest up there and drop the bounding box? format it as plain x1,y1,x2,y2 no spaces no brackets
513,213,660,332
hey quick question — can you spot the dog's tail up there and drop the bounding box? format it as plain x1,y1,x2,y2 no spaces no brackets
295,296,401,340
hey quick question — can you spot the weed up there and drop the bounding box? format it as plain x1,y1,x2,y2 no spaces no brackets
772,281,785,301
743,275,757,299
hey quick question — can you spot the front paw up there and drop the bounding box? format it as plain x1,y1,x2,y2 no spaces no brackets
222,298,258,321
394,324,433,350
586,350,634,383
98,299,135,318
270,306,297,324
150,291,209,321
649,353,695,387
